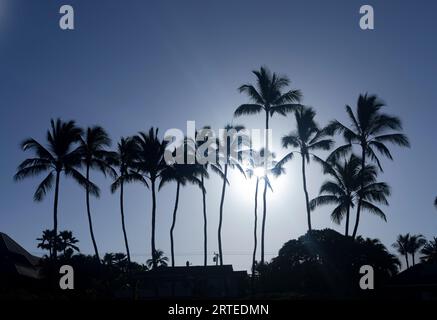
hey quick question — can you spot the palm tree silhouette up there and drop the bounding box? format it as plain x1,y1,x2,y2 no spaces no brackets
310,155,389,236
134,127,168,269
280,106,333,231
421,237,437,264
235,66,301,264
14,119,95,260
147,249,169,269
216,124,247,265
110,137,147,265
159,143,205,267
392,233,411,269
188,127,222,266
58,230,80,258
245,148,279,273
78,126,116,262
408,234,426,266
326,94,409,238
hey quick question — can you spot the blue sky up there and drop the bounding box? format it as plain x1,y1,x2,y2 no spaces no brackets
1,0,436,271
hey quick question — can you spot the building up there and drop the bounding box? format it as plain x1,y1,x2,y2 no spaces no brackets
134,265,248,299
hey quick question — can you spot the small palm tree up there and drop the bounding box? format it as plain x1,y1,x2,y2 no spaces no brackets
58,230,80,258
326,94,410,238
392,233,411,269
78,126,116,262
408,234,426,266
216,124,247,265
15,119,95,260
134,128,168,269
110,137,147,265
281,106,333,231
310,155,390,236
421,237,437,264
159,144,205,267
147,249,168,269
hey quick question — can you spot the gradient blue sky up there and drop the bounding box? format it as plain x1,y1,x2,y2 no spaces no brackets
1,0,436,271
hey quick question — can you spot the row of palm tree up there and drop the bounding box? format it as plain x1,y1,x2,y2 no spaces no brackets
15,66,415,271
392,234,435,268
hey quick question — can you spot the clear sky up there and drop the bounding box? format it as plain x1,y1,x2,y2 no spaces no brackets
1,0,436,271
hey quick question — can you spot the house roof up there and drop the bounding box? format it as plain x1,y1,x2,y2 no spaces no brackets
388,263,437,287
0,232,42,279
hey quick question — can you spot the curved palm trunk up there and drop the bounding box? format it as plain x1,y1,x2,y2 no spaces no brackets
201,174,208,266
352,148,366,239
52,171,61,260
260,110,270,266
170,182,181,267
345,204,351,236
261,178,268,265
301,155,312,231
86,165,100,262
119,182,131,264
151,178,157,269
252,178,259,274
218,164,228,266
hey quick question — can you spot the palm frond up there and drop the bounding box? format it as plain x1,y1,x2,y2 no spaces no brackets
234,104,263,117
33,172,55,202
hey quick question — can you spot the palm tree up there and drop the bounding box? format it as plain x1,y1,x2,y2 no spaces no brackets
216,124,246,265
134,127,168,269
245,148,275,274
159,146,205,267
235,66,302,264
421,237,437,264
110,137,147,265
58,230,80,258
187,126,222,266
14,119,95,260
408,234,426,266
281,106,333,231
146,249,168,269
326,93,410,238
78,126,116,262
310,155,361,236
392,233,411,269
310,155,390,236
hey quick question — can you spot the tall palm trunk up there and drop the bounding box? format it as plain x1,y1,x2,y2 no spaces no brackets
53,170,61,260
345,204,351,237
218,164,228,265
201,174,208,266
301,154,312,231
86,165,100,262
352,147,366,238
252,178,259,274
261,111,269,265
151,178,157,269
119,182,131,264
170,182,180,267
405,254,410,269
412,253,416,266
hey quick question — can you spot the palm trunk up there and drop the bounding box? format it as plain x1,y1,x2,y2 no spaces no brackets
170,182,180,267
261,111,269,266
412,253,415,266
53,171,60,261
345,204,351,236
405,254,410,269
86,165,100,262
252,178,259,274
151,178,157,269
301,155,312,231
120,182,131,264
261,178,267,265
352,147,366,239
218,164,228,265
201,174,208,266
